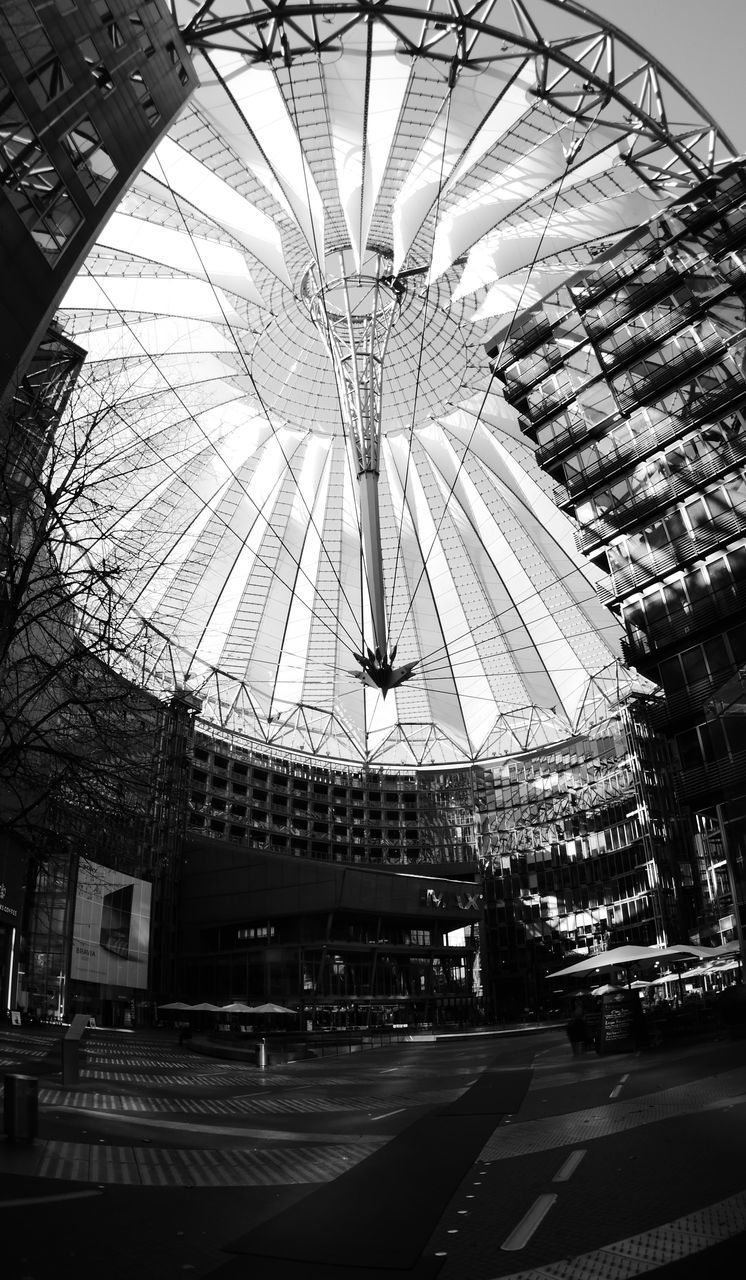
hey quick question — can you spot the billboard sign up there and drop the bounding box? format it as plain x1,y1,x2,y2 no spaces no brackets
71,862,152,989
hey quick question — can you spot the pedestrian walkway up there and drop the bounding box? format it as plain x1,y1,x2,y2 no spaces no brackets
1,1025,745,1280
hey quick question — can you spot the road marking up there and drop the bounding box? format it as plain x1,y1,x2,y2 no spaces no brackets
610,1084,623,1098
501,1187,560,1249
369,1108,405,1121
501,1193,557,1251
0,1190,103,1209
552,1149,586,1182
380,1067,399,1073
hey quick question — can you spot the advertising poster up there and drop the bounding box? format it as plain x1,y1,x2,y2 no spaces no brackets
71,862,152,989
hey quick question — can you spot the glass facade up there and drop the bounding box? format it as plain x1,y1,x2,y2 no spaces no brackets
492,162,746,958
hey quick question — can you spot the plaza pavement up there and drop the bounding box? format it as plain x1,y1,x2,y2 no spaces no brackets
0,1022,745,1279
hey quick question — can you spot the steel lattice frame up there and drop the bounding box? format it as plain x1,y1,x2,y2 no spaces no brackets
58,1,736,768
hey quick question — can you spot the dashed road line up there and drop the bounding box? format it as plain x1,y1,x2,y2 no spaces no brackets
552,1149,586,1182
479,1068,746,1161
501,1194,558,1251
492,1188,746,1279
0,1189,104,1208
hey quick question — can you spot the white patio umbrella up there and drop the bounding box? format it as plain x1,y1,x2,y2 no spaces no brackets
251,1003,296,1015
158,1001,193,1011
222,1001,255,1014
552,944,707,981
190,1002,223,1012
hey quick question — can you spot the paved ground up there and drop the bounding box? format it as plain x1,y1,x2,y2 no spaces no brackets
1,1023,745,1279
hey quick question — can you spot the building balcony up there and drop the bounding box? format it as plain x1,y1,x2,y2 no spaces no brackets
534,406,601,467
555,377,746,508
672,171,746,237
598,510,746,604
575,433,746,551
487,313,556,366
500,343,571,400
593,299,706,376
706,204,746,259
570,250,667,314
614,334,725,414
622,578,746,664
582,268,687,337
514,380,579,427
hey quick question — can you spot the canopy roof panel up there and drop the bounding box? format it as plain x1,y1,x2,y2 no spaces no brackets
56,1,734,766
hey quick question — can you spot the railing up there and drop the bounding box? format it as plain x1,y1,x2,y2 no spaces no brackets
581,268,685,334
500,341,571,399
706,205,746,259
488,314,555,365
614,334,725,414
519,380,579,427
593,299,701,373
555,384,746,507
598,508,746,603
622,579,746,663
575,434,746,551
672,750,746,804
673,171,746,236
571,245,664,313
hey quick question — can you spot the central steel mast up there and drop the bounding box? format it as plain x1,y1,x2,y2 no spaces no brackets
301,248,415,695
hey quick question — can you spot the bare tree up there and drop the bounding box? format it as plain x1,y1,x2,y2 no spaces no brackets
0,368,166,858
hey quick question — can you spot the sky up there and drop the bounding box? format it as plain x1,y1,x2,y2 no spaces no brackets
585,0,746,154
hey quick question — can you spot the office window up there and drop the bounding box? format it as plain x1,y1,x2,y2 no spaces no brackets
0,91,82,257
61,117,117,200
0,3,52,78
166,40,189,86
129,71,159,126
0,3,70,106
77,37,114,93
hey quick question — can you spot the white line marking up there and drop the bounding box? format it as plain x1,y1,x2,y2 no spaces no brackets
609,1084,623,1098
620,1073,630,1083
370,1108,405,1121
380,1067,399,1073
0,1190,103,1209
553,1149,586,1182
501,1193,557,1251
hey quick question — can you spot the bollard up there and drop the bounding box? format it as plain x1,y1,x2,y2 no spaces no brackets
256,1037,267,1070
3,1074,39,1142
